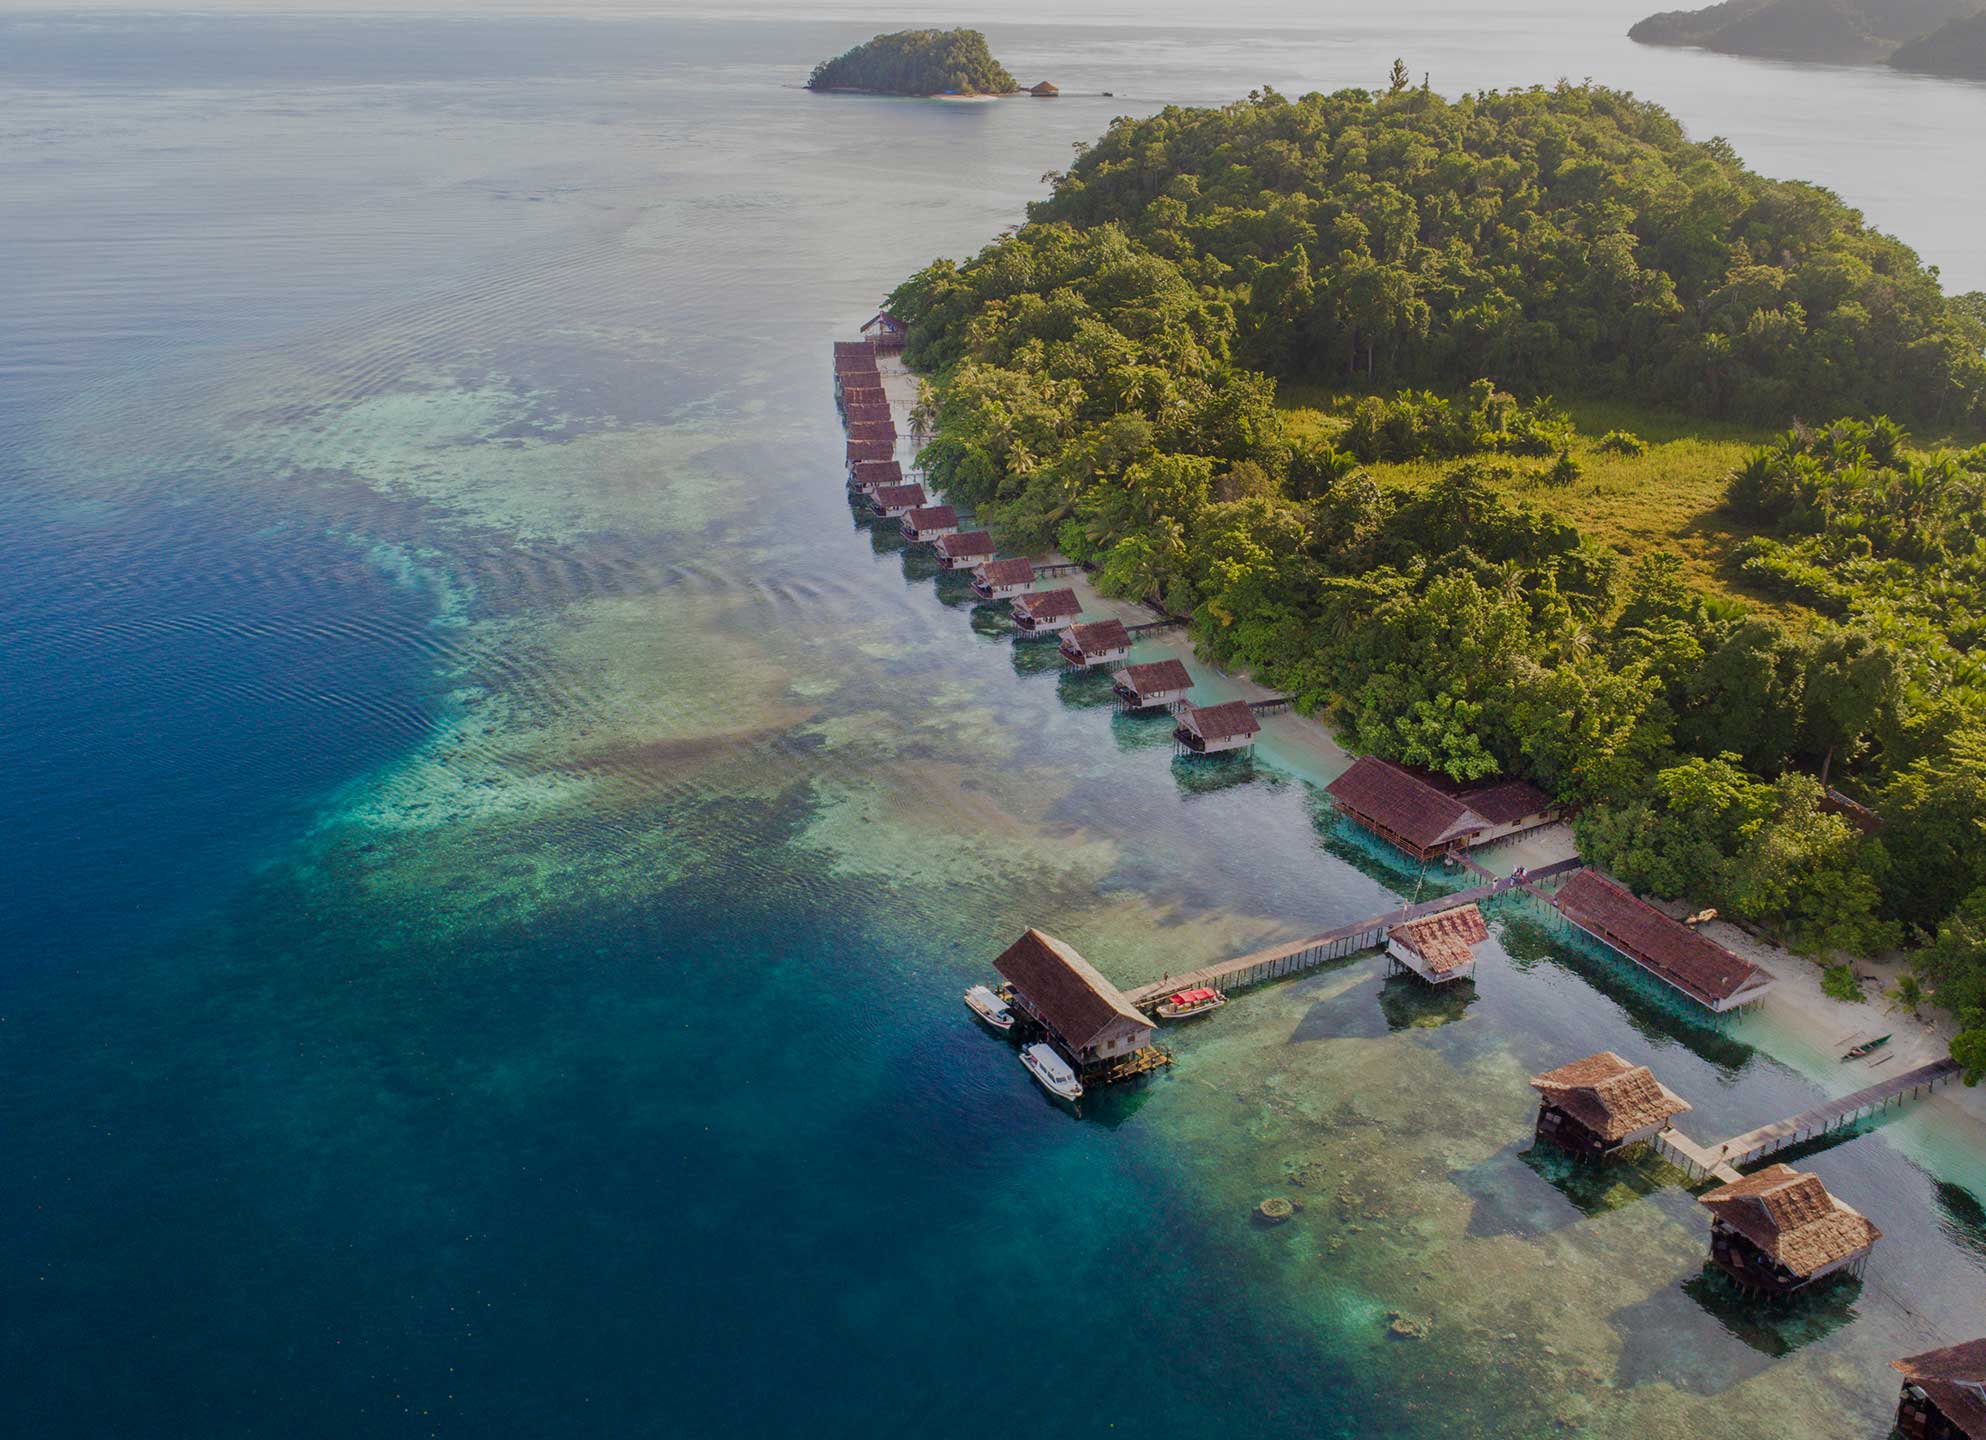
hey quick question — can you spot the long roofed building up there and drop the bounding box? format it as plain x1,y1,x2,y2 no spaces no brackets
971,557,1035,601
1059,618,1133,669
1551,869,1774,1013
1529,1051,1692,1157
1174,700,1260,755
1325,755,1557,862
1698,1163,1881,1294
993,928,1156,1071
933,530,997,570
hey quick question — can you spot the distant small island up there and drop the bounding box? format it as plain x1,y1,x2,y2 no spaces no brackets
807,29,1020,97
1630,0,1986,75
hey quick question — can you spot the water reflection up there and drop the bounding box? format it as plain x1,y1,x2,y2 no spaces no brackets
1378,971,1477,1032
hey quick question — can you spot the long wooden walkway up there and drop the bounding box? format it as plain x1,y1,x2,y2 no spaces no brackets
1123,858,1582,1008
1655,1058,1962,1182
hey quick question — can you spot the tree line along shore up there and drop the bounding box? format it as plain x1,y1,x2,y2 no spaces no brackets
883,72,1986,1080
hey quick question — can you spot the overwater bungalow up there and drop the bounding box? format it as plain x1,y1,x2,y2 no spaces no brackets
834,358,880,389
843,402,892,427
1059,618,1132,669
1386,903,1489,985
861,311,908,351
932,530,996,570
870,483,927,519
1030,80,1059,96
1174,700,1260,756
992,928,1156,1073
1698,1164,1881,1296
1893,1339,1986,1440
971,557,1035,601
1551,869,1775,1013
1010,587,1082,634
1324,755,1558,862
838,384,886,409
849,459,902,495
900,505,959,543
1529,1051,1692,1159
846,420,897,447
1110,658,1193,712
846,438,893,468
832,340,870,361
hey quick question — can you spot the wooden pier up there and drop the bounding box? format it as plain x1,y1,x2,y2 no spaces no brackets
1656,1058,1963,1182
1247,695,1294,717
1123,859,1582,1009
1033,561,1086,579
1121,619,1180,639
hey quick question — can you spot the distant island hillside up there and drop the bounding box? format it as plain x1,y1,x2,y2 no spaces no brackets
807,29,1018,96
1890,8,1986,73
1630,0,1980,64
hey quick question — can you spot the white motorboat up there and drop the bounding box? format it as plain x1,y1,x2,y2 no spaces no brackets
1021,1043,1083,1102
963,984,1015,1031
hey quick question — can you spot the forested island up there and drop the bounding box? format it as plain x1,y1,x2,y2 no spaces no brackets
1889,9,1986,75
1630,0,1986,76
807,29,1018,97
888,78,1986,1076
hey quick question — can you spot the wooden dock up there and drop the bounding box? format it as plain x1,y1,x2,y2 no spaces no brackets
1033,561,1086,579
1121,619,1181,638
1247,695,1294,717
1123,859,1582,1008
1655,1058,1962,1182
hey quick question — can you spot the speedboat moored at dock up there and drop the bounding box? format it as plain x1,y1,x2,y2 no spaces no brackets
963,984,1015,1031
1021,1042,1083,1102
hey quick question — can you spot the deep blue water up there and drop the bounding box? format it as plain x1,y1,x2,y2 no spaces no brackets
5,11,1986,1438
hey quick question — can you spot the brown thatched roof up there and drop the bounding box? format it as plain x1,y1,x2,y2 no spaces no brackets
1327,756,1482,852
1699,1164,1881,1278
1553,870,1768,1008
1113,658,1192,698
935,530,995,560
862,311,907,334
1894,1340,1986,1440
1181,700,1260,743
851,460,902,489
904,505,957,532
1013,588,1081,622
1389,904,1489,975
992,928,1147,1053
872,484,926,510
846,421,897,444
833,340,870,359
1529,1051,1692,1140
975,557,1035,588
843,402,892,425
839,385,885,406
1061,619,1131,657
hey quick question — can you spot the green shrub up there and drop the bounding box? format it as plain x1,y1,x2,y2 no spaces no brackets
1597,429,1648,456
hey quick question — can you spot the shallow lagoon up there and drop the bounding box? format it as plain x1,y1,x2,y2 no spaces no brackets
3,10,1983,1436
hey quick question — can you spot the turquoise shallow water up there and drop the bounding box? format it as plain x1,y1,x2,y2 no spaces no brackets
4,11,1986,1437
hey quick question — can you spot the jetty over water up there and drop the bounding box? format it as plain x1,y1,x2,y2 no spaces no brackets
1122,858,1583,1008
1656,1058,1963,1183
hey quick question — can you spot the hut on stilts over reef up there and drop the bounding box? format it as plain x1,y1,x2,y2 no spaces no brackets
900,504,959,543
1550,869,1775,1013
849,460,902,496
971,556,1036,601
1386,903,1489,985
1058,619,1132,670
1111,658,1192,712
932,530,996,570
1697,1164,1881,1296
870,483,927,519
1009,587,1082,635
1528,1051,1691,1159
1892,1339,1986,1440
991,928,1168,1084
1173,700,1260,756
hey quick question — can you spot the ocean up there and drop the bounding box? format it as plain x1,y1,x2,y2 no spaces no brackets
4,8,1984,1436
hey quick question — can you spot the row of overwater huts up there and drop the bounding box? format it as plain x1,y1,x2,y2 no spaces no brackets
834,329,1986,1418
835,324,1265,759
